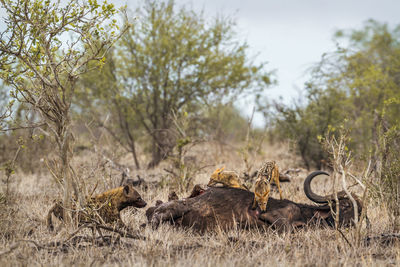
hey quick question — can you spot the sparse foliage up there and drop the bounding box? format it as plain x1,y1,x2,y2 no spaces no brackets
322,127,372,246
0,0,128,226
268,20,400,230
163,111,205,191
370,118,400,230
80,0,272,168
267,20,400,172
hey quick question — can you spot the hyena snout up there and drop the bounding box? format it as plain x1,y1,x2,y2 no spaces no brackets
135,198,147,208
124,185,147,208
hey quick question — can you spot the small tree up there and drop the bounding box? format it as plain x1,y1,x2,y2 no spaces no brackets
0,0,128,225
81,0,272,168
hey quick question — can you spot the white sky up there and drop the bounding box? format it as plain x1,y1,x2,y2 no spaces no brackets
1,0,399,126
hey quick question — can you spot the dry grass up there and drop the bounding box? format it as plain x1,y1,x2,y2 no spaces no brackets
0,141,399,266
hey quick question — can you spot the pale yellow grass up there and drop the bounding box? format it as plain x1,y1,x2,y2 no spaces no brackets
0,141,399,266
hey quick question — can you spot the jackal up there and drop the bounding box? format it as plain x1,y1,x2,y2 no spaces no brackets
207,167,248,190
253,161,283,211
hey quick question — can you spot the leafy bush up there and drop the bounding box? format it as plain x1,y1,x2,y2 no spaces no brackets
266,20,400,171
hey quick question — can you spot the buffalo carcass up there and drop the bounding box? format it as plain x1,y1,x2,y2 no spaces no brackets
147,171,363,232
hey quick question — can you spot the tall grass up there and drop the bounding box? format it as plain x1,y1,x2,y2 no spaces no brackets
0,141,398,266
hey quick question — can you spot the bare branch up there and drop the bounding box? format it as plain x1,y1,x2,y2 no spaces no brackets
0,123,46,132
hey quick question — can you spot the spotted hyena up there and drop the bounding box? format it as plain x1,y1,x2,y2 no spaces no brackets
47,184,146,231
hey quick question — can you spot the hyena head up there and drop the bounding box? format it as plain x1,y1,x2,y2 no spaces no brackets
121,184,147,209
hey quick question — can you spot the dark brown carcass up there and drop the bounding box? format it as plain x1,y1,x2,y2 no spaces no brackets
147,171,362,232
260,171,363,230
148,187,263,232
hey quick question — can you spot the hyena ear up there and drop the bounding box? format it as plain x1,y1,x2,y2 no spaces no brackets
123,185,130,195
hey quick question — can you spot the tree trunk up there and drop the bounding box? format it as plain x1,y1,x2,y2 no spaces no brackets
124,121,140,169
60,126,73,225
372,110,382,179
148,143,163,169
55,115,79,227
130,142,141,170
147,131,175,169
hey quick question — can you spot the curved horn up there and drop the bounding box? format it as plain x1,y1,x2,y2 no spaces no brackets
304,171,330,204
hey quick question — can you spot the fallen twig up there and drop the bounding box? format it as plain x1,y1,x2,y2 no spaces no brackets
336,228,353,248
95,224,146,240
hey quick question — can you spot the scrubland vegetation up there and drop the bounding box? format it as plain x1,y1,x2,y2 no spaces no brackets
0,0,399,266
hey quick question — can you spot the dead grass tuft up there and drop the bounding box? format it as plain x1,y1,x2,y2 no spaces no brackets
0,141,399,266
